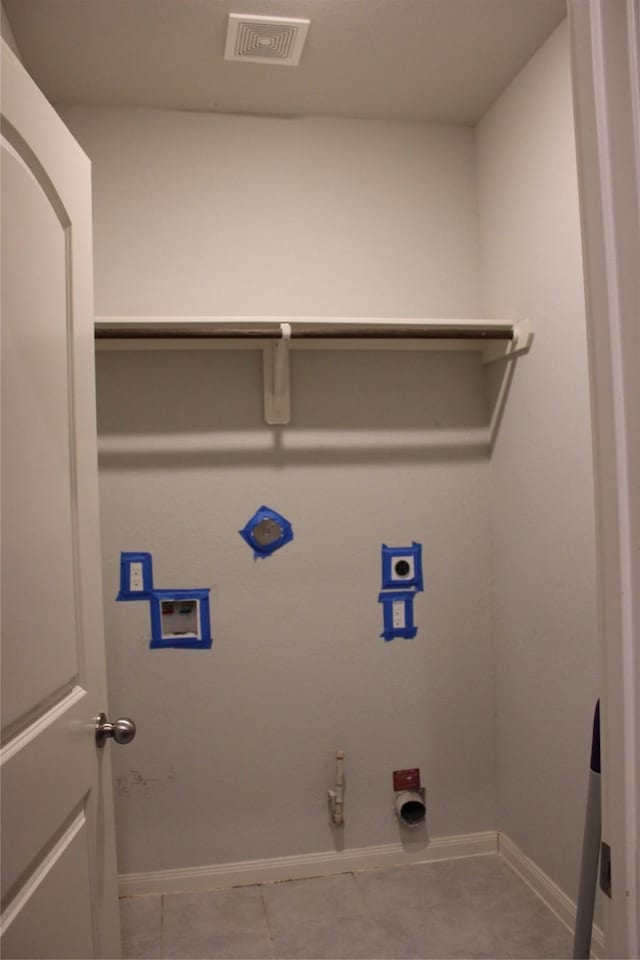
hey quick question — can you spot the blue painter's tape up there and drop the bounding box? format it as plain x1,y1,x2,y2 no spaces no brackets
381,542,423,592
117,551,154,600
378,590,418,642
239,505,294,559
149,588,212,650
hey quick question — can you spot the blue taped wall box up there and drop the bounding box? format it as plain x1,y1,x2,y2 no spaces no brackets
378,591,418,641
116,551,213,650
239,505,294,558
150,589,212,650
378,542,424,640
117,551,153,600
381,542,423,592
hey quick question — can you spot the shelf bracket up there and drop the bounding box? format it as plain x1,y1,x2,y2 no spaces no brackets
512,317,534,354
263,322,292,425
482,318,534,363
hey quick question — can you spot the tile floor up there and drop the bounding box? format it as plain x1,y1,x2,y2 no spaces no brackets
120,854,574,960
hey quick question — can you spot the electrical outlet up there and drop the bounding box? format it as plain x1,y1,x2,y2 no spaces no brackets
392,599,405,628
378,590,417,641
130,562,144,592
117,551,153,600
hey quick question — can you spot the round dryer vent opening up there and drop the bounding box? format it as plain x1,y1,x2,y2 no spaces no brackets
224,14,311,66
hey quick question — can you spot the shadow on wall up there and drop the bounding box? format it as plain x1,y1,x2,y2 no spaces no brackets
96,348,518,469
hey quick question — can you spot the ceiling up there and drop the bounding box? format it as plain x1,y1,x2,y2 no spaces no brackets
5,0,566,124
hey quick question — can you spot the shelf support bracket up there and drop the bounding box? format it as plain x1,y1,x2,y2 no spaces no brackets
482,318,534,363
263,322,292,425
512,317,534,354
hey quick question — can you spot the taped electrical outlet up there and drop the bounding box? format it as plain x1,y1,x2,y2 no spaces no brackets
117,551,153,600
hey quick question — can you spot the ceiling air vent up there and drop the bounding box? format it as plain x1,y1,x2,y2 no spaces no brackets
224,14,310,66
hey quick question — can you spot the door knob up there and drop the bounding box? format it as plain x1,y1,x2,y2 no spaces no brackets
95,712,136,748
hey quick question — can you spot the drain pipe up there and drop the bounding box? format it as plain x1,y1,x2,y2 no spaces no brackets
394,789,427,827
328,751,345,825
393,768,426,828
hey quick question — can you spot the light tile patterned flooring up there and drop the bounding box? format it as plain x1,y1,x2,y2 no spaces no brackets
120,854,574,959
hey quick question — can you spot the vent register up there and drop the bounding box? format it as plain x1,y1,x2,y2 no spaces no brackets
224,14,310,65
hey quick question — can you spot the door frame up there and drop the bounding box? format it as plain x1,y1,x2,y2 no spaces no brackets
568,1,640,956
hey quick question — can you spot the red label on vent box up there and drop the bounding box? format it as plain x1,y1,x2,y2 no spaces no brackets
393,768,421,791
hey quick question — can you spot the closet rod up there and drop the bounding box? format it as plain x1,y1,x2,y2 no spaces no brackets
95,320,514,341
95,317,532,425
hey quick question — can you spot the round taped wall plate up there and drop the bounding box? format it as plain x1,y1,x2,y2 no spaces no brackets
252,517,283,547
239,505,294,558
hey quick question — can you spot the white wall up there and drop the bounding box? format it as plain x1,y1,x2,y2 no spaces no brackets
60,108,498,874
65,32,599,894
476,19,598,902
95,348,496,872
59,108,480,319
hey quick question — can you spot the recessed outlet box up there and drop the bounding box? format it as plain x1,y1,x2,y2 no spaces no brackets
160,599,198,636
117,552,153,600
393,768,421,791
150,589,212,649
381,542,423,592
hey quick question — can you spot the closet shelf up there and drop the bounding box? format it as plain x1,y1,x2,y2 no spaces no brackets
94,316,533,425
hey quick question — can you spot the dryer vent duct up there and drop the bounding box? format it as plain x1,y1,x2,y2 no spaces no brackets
224,14,310,66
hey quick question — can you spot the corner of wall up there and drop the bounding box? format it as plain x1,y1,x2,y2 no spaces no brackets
474,15,598,906
1,4,21,59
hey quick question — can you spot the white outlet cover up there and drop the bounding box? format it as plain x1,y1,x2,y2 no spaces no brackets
117,551,154,600
129,561,144,591
392,599,406,628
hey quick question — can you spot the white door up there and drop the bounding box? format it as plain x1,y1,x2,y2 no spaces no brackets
0,40,122,959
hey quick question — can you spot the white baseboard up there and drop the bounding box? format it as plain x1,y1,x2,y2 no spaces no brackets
499,833,604,959
120,829,604,959
119,830,497,897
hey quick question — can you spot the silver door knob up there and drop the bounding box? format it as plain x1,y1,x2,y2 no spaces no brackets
95,712,136,748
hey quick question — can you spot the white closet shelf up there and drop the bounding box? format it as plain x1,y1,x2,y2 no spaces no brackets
94,316,533,425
